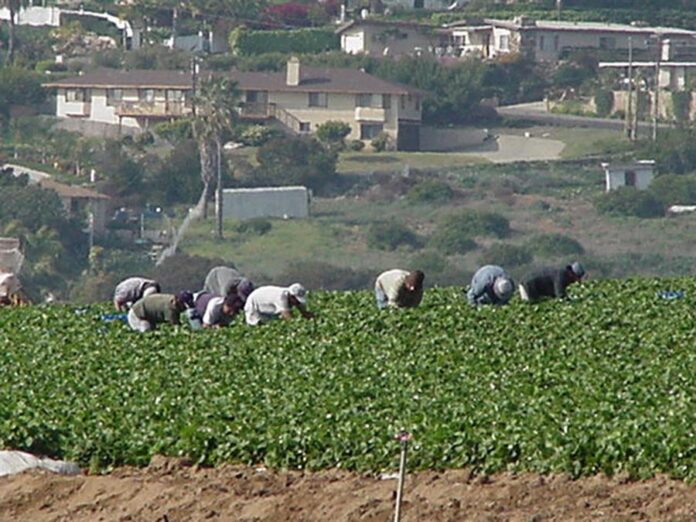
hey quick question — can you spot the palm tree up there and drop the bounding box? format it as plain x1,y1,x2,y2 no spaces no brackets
192,74,240,239
2,0,27,64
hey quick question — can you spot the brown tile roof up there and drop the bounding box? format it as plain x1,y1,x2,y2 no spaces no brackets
43,66,424,96
335,19,436,34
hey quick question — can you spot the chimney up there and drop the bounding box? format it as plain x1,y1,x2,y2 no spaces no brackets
287,56,300,87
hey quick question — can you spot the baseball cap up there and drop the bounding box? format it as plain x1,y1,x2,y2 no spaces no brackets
570,262,586,278
176,291,195,309
493,277,514,300
288,283,308,305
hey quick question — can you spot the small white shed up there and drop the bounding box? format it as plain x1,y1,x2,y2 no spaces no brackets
222,186,310,221
602,160,655,192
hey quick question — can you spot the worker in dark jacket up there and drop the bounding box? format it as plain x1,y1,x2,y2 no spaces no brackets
467,265,515,306
127,291,194,332
519,262,585,302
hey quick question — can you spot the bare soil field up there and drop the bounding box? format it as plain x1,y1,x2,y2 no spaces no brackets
1,457,695,522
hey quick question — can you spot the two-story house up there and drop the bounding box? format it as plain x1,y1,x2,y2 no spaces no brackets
336,19,445,57
43,59,425,150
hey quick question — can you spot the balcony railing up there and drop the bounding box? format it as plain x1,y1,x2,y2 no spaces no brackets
115,101,191,118
355,106,387,122
239,102,272,118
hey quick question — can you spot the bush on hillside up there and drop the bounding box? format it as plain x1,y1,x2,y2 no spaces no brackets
428,228,477,256
479,243,533,268
367,221,421,251
316,121,351,150
527,233,585,258
649,174,696,207
235,218,272,236
595,187,664,218
276,260,373,290
238,125,282,147
594,89,614,117
406,180,454,204
438,209,510,239
371,132,392,152
150,254,231,293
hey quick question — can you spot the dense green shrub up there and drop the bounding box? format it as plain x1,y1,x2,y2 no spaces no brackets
150,253,230,292
595,187,664,218
594,89,614,117
406,180,454,204
438,210,510,239
235,218,272,236
316,121,351,149
229,27,339,56
428,228,477,256
276,260,373,290
153,118,193,142
238,125,282,147
671,91,691,125
370,132,392,152
366,221,421,251
479,243,533,268
348,139,365,151
649,174,696,207
527,233,585,258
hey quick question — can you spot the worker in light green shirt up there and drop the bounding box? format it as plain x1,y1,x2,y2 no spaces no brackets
127,291,194,332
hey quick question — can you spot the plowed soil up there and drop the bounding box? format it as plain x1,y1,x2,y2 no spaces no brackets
1,457,695,521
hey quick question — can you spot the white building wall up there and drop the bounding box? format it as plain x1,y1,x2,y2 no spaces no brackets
222,186,309,220
605,167,654,192
342,30,366,54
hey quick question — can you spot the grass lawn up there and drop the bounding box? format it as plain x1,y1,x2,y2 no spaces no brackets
337,151,488,173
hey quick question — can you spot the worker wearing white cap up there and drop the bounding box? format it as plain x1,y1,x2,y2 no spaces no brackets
467,265,515,306
244,283,314,325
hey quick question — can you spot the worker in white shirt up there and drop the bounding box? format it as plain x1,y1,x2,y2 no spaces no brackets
244,283,314,325
374,269,425,309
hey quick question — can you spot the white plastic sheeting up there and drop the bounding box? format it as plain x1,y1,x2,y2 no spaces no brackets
0,451,80,477
222,186,309,221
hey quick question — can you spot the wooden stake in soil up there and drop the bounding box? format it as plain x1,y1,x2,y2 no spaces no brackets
394,430,411,522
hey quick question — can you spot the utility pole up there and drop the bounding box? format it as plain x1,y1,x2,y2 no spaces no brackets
653,35,662,141
556,0,562,20
215,139,223,240
190,56,198,117
625,36,634,141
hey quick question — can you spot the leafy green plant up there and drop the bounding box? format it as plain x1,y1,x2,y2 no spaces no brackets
229,27,339,56
595,187,664,218
671,91,691,125
479,242,533,268
594,89,614,117
4,279,696,480
235,217,272,236
527,233,585,258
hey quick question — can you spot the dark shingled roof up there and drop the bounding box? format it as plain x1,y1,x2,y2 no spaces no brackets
43,67,424,96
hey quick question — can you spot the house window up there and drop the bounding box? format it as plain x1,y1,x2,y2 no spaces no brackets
554,35,560,51
308,92,328,107
415,96,420,111
382,94,391,110
139,89,155,103
539,35,545,50
400,95,406,110
66,89,86,102
360,123,383,140
625,170,637,187
499,34,509,51
356,93,373,107
414,0,424,8
166,89,184,102
599,36,616,50
299,122,311,132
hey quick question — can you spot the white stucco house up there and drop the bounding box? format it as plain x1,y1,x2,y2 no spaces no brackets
602,160,655,192
43,59,425,150
445,17,696,63
336,19,444,57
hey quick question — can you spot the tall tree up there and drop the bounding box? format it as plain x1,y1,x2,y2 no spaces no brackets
191,74,240,238
2,0,27,64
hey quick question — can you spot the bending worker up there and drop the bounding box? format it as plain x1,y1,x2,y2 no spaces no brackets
191,292,244,329
127,291,194,332
113,276,161,311
203,266,254,302
244,283,313,325
374,269,425,309
467,265,514,306
519,262,586,303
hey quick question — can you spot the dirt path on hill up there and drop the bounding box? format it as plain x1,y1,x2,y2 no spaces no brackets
1,457,695,521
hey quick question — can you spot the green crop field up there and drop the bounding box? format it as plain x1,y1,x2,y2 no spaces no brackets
1,279,696,479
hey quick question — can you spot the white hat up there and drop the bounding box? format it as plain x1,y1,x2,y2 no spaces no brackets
493,277,514,300
288,283,308,305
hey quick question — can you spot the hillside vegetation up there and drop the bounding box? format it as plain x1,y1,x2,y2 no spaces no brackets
2,279,695,479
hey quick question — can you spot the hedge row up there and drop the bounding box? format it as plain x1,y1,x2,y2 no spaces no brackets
228,27,339,56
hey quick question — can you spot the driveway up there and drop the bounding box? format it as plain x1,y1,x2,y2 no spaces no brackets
460,133,566,163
